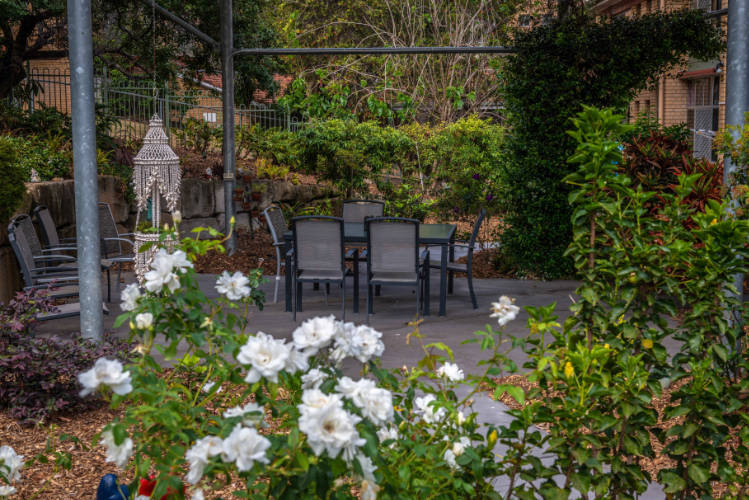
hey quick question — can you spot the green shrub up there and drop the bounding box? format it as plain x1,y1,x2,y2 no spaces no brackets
0,136,26,222
498,9,724,278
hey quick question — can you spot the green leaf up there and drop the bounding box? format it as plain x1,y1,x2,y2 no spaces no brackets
687,463,709,484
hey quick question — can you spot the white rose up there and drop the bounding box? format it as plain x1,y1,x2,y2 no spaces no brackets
185,436,223,485
223,402,264,426
221,425,271,472
443,448,457,469
135,312,153,330
78,358,132,397
100,430,133,469
301,368,328,389
120,283,141,311
414,394,446,424
292,315,339,354
490,296,520,327
0,446,23,483
437,362,464,382
215,271,252,301
331,324,384,364
237,332,291,384
298,398,364,461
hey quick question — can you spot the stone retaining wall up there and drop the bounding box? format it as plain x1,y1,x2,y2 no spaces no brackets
0,176,327,302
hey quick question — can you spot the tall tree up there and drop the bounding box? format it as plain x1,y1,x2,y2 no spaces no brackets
276,0,527,122
0,0,284,104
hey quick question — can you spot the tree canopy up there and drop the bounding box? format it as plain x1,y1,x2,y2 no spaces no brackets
0,0,284,104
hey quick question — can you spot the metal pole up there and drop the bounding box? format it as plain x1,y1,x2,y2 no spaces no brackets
68,0,103,341
724,0,748,306
220,0,236,253
233,46,515,56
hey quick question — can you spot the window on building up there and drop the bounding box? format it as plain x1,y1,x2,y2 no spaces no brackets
687,76,720,159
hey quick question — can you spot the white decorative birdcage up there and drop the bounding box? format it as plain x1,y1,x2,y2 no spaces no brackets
132,114,181,283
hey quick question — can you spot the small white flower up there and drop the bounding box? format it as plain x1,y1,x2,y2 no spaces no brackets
221,425,271,472
135,496,150,500
456,410,467,426
215,271,252,300
292,316,339,354
0,446,23,483
376,426,398,446
100,430,133,469
135,312,153,330
191,490,204,500
237,332,291,384
223,402,264,426
78,358,132,397
144,249,192,293
0,485,17,497
336,377,393,426
444,448,457,469
285,348,310,374
172,211,182,224
331,324,384,364
185,436,223,484
414,394,446,424
452,436,471,457
300,389,343,411
301,368,328,389
298,398,365,461
120,283,141,311
355,453,377,483
490,296,520,327
201,382,222,394
437,362,464,382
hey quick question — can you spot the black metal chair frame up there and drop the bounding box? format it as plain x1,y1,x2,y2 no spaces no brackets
263,205,287,303
290,215,347,321
428,208,486,309
98,202,135,297
32,205,77,249
364,216,429,324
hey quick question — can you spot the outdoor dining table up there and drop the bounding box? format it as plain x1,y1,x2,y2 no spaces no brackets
283,222,457,317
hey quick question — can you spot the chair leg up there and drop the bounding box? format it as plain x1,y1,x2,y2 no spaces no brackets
424,267,431,316
293,275,297,321
467,269,478,309
366,284,373,324
274,248,281,303
375,284,381,296
341,279,345,321
107,269,111,303
448,270,454,294
416,279,421,319
297,281,303,313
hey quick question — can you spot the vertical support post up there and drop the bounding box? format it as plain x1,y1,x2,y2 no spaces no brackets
165,81,171,137
27,61,34,112
724,0,748,308
68,0,103,341
220,0,236,253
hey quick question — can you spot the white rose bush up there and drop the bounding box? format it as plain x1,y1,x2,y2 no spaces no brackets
72,225,529,499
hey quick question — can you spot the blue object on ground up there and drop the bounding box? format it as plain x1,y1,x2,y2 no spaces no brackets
96,474,130,500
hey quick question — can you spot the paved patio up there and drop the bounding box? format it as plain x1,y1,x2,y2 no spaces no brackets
35,268,668,498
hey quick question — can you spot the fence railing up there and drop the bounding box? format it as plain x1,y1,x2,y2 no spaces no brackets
13,69,302,145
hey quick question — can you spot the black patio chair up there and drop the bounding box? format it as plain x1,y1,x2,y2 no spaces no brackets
98,202,135,295
342,199,385,302
428,208,486,309
8,217,79,297
33,205,77,249
290,216,347,321
263,205,288,303
365,217,429,324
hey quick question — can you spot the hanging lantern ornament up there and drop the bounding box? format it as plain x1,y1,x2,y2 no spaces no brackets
132,114,181,283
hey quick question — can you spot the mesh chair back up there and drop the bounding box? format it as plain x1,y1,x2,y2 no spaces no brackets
342,200,385,223
469,209,487,248
15,215,42,256
8,221,35,285
292,217,344,274
98,203,121,257
366,217,418,274
34,206,60,247
264,206,287,245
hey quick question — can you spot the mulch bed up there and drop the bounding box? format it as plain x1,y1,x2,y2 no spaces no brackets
193,231,281,278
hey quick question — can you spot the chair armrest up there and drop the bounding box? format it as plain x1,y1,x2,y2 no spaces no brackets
102,237,135,248
120,232,135,237
272,241,285,247
41,246,78,253
286,248,295,258
33,254,77,263
30,267,78,276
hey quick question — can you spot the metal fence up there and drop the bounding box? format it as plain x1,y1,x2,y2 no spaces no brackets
14,69,302,144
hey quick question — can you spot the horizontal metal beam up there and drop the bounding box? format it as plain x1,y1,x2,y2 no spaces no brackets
140,0,219,48
707,7,728,17
234,46,515,57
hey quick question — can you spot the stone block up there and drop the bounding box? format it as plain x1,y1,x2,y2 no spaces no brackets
180,179,215,219
98,176,131,223
0,245,22,303
25,179,77,227
214,180,225,215
217,212,252,234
